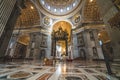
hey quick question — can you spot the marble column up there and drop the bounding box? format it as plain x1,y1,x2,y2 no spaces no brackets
46,34,52,59
72,33,79,59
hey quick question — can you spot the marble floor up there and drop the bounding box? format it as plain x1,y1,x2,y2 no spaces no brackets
0,60,119,80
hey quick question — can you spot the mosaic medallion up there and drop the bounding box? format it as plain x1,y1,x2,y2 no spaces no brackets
36,73,53,80
43,16,52,26
59,74,89,80
7,71,33,79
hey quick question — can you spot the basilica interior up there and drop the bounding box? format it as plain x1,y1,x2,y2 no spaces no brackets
0,0,120,80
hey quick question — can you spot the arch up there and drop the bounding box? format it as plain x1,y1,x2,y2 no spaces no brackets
51,21,72,59
52,21,72,42
13,34,30,58
51,20,74,30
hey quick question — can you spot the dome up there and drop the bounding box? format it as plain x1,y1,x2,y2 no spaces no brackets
39,0,81,16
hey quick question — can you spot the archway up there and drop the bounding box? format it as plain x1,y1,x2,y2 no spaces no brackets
13,34,30,58
51,21,72,59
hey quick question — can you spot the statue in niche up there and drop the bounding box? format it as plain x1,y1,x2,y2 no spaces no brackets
93,47,98,59
89,31,94,40
78,33,84,46
40,36,47,47
80,49,86,60
40,49,46,60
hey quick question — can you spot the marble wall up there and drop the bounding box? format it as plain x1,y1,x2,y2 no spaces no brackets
72,34,79,59
75,28,104,60
26,32,49,60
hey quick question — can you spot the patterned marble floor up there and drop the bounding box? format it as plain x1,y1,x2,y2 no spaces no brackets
0,60,119,80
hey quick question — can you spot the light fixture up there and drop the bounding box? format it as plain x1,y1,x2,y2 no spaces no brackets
67,7,69,10
54,8,57,12
90,0,93,2
30,6,34,9
48,6,50,9
98,33,101,36
73,3,76,7
61,9,63,12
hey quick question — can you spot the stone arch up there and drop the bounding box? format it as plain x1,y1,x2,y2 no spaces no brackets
51,21,72,58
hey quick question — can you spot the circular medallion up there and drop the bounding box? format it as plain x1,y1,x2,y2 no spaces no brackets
43,16,52,26
72,14,81,24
